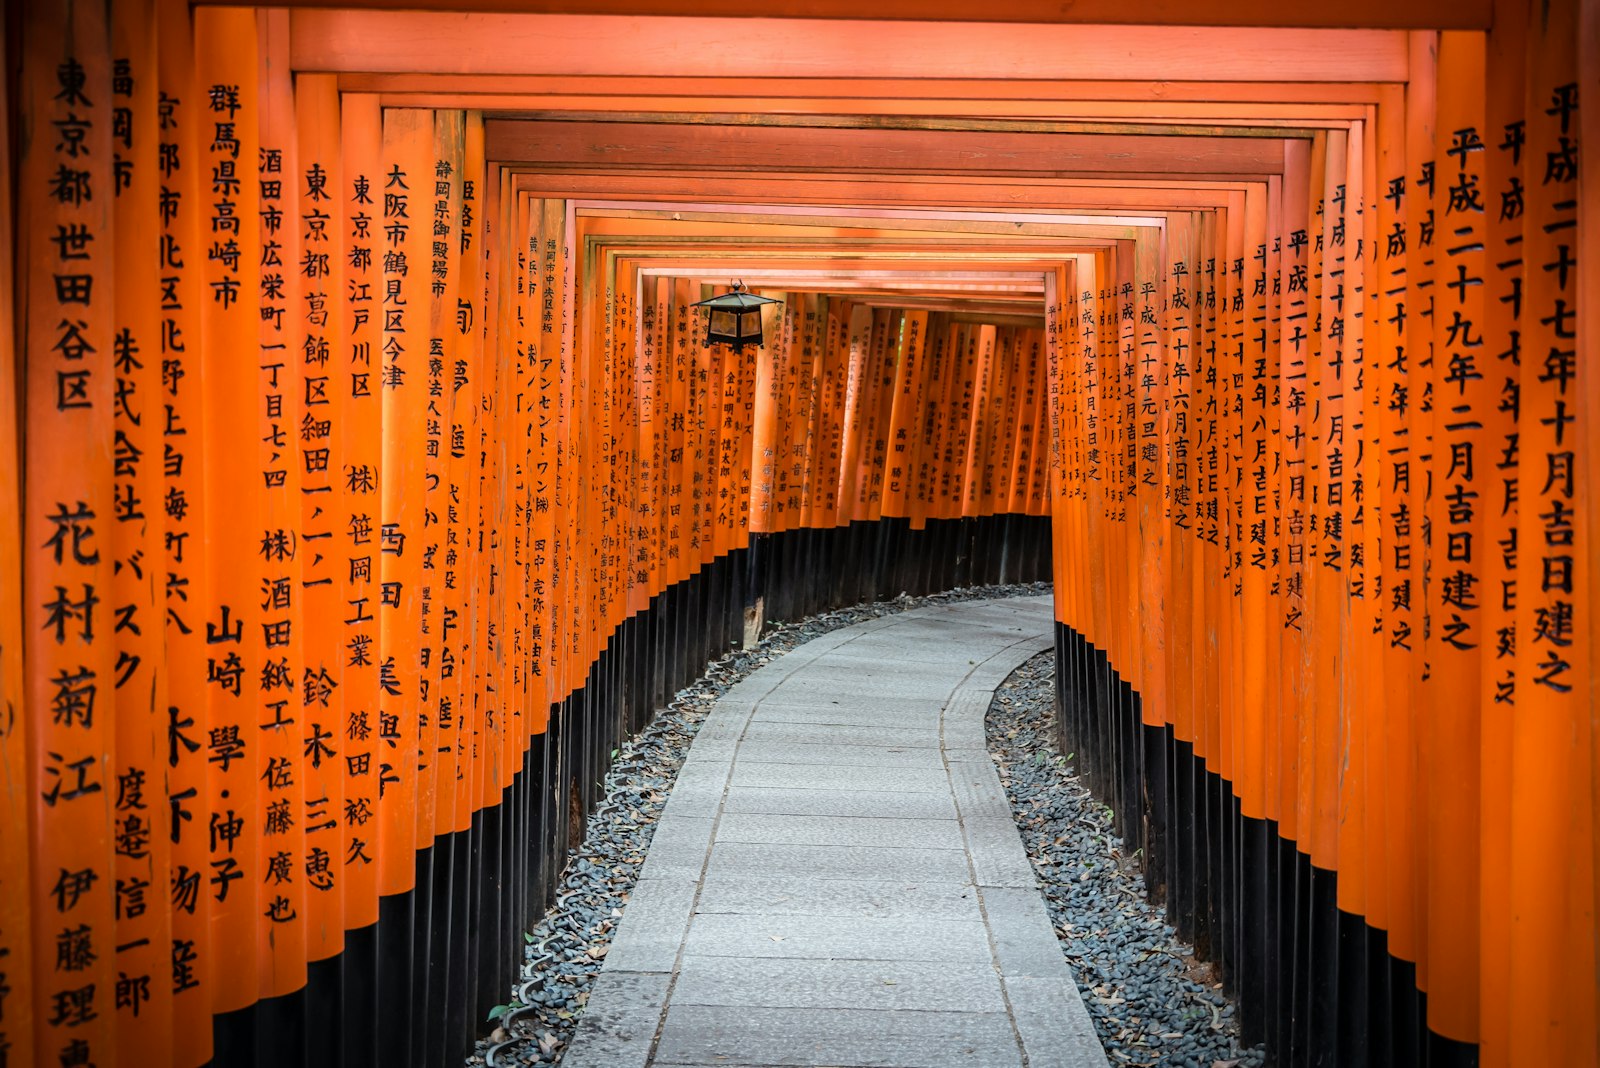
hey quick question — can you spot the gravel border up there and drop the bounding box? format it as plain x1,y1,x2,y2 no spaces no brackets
467,581,1053,1068
986,651,1266,1068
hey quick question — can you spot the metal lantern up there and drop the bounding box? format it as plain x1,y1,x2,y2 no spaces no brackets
691,282,782,353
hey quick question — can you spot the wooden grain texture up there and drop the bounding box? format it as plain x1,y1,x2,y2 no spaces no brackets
221,0,1490,29
485,119,1289,176
292,13,1410,83
336,72,1391,105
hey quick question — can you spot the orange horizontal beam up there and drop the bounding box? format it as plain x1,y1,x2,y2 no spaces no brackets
598,245,1098,265
293,13,1409,82
574,212,1155,237
511,170,1250,210
248,0,1490,30
337,74,1390,104
485,120,1288,176
368,93,1367,126
595,246,1108,265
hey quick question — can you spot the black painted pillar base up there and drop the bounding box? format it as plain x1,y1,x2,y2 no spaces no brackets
1052,621,1479,1068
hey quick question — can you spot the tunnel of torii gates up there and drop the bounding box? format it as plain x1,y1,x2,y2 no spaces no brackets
0,1,1597,1067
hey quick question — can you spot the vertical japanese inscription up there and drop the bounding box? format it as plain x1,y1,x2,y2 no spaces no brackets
256,24,310,980
196,8,264,1014
156,2,212,1059
293,71,347,962
111,0,171,1046
339,92,381,926
376,109,429,894
23,6,118,1063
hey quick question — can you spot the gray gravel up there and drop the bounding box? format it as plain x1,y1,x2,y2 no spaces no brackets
986,651,1266,1068
467,581,1053,1068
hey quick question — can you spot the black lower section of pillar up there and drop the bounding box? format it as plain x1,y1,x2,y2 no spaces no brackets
204,513,1051,1068
1051,622,1479,1068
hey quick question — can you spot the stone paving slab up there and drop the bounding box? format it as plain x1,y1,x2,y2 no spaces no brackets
654,1005,1023,1068
1004,976,1113,1068
731,739,948,769
704,841,975,883
640,816,717,880
605,878,701,972
728,761,951,793
713,811,966,850
691,874,981,920
681,912,992,961
559,971,673,1068
981,885,1077,979
823,641,1014,665
562,596,1109,1068
946,758,1021,822
736,720,944,749
668,955,1007,1012
718,785,959,820
746,694,948,719
964,816,1049,888
764,673,963,699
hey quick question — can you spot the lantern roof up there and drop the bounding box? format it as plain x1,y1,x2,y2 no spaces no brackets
691,285,783,311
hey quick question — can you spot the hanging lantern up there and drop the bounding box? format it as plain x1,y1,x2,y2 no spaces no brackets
691,281,782,353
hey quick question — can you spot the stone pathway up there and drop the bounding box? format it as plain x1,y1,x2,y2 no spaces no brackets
562,595,1108,1068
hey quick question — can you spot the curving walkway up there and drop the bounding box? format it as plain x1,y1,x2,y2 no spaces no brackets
562,595,1109,1068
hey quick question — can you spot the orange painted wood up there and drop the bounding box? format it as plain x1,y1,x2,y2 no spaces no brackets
423,109,466,841
929,318,967,527
290,13,1410,83
819,298,848,528
216,0,1490,30
452,110,487,832
1131,229,1167,729
1380,29,1434,971
1580,6,1600,1055
474,163,507,813
21,6,119,1059
340,73,1391,107
523,192,547,709
0,0,32,1060
1474,2,1527,1061
156,3,217,1057
747,289,784,535
1509,0,1594,1057
110,0,174,1055
337,90,383,929
4,2,1598,1062
376,106,432,896
640,274,667,589
1283,134,1321,852
485,120,1288,179
1303,126,1344,877
1423,31,1488,1041
1161,213,1203,803
542,196,573,700
367,91,1372,127
978,326,1011,518
905,314,946,530
960,324,996,519
528,194,563,721
256,7,312,995
864,310,900,523
686,280,714,564
882,311,927,519
790,294,823,532
295,69,351,967
195,4,266,1018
